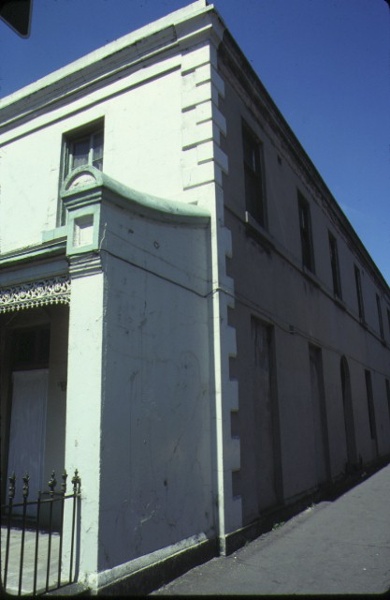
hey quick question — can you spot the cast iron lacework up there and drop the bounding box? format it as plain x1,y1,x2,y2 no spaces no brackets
0,276,70,313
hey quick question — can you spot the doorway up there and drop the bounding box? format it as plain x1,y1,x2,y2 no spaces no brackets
7,369,49,507
340,357,358,469
309,345,330,485
3,324,50,507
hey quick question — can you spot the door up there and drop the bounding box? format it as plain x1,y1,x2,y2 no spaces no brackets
340,357,357,469
309,345,330,485
7,369,49,506
252,318,282,511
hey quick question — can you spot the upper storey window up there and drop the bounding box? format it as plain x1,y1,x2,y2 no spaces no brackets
58,121,104,225
354,265,365,322
328,232,342,299
297,191,315,273
65,128,104,176
376,294,384,340
242,122,266,227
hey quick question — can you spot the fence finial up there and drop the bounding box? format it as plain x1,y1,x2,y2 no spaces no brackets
61,469,68,494
8,472,16,499
72,469,81,494
48,471,57,496
22,473,30,499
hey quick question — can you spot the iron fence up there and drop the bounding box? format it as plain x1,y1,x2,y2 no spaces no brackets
1,469,81,596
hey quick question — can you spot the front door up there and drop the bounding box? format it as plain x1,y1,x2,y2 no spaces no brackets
7,369,49,506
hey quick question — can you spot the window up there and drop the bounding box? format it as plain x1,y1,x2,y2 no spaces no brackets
309,344,330,483
251,317,283,504
340,356,358,467
386,379,390,424
385,379,390,417
387,308,390,338
65,128,104,176
328,232,342,298
58,121,104,224
354,265,365,322
297,192,315,272
376,294,384,340
365,370,378,455
242,122,266,227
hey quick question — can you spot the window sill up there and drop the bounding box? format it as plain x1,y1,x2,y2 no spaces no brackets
333,295,346,311
244,211,273,252
301,265,321,289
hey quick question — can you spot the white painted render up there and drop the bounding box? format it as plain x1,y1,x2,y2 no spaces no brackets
0,0,389,593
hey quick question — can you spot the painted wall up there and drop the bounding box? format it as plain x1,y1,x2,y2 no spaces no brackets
1,1,389,585
0,0,242,547
0,59,184,254
64,270,105,578
219,44,390,525
96,196,214,569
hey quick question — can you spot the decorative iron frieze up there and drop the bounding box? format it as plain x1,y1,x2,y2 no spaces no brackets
0,276,70,313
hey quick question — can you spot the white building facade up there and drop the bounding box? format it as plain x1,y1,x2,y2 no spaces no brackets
1,1,389,593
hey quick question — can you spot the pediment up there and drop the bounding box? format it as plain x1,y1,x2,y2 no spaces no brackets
63,166,103,194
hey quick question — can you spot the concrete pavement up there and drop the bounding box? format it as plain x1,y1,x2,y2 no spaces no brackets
152,463,390,595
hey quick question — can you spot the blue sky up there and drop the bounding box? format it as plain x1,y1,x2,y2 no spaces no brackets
1,0,389,285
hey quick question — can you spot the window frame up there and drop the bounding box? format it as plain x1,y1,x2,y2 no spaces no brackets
58,119,104,226
376,293,384,340
354,265,365,322
297,191,315,273
328,231,342,298
386,379,390,423
364,369,378,454
387,308,390,339
242,121,267,228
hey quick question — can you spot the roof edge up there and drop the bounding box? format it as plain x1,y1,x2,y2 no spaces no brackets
0,1,213,108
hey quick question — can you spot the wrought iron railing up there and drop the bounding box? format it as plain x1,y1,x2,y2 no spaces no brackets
1,469,81,596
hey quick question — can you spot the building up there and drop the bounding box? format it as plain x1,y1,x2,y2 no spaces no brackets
1,0,389,594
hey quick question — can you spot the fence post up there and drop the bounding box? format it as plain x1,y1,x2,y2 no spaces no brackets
3,472,16,590
57,470,68,588
69,469,81,583
45,471,57,592
18,473,30,595
33,490,42,595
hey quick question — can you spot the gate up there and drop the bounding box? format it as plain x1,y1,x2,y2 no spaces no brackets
1,469,81,596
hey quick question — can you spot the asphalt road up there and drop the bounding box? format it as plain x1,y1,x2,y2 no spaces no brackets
152,463,390,595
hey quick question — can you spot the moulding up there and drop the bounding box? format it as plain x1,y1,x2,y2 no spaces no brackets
0,276,70,313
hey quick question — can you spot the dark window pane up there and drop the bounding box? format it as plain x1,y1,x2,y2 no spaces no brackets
298,194,314,272
329,233,342,298
354,266,365,321
243,124,265,226
72,138,90,169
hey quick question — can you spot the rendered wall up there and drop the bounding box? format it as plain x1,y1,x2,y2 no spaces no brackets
219,45,390,525
0,62,184,254
0,4,242,548
64,270,105,579
95,199,214,569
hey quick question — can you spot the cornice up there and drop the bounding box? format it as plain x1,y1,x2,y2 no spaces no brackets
0,1,217,131
0,239,66,269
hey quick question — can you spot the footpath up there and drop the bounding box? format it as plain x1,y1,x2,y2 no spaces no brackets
152,463,390,596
